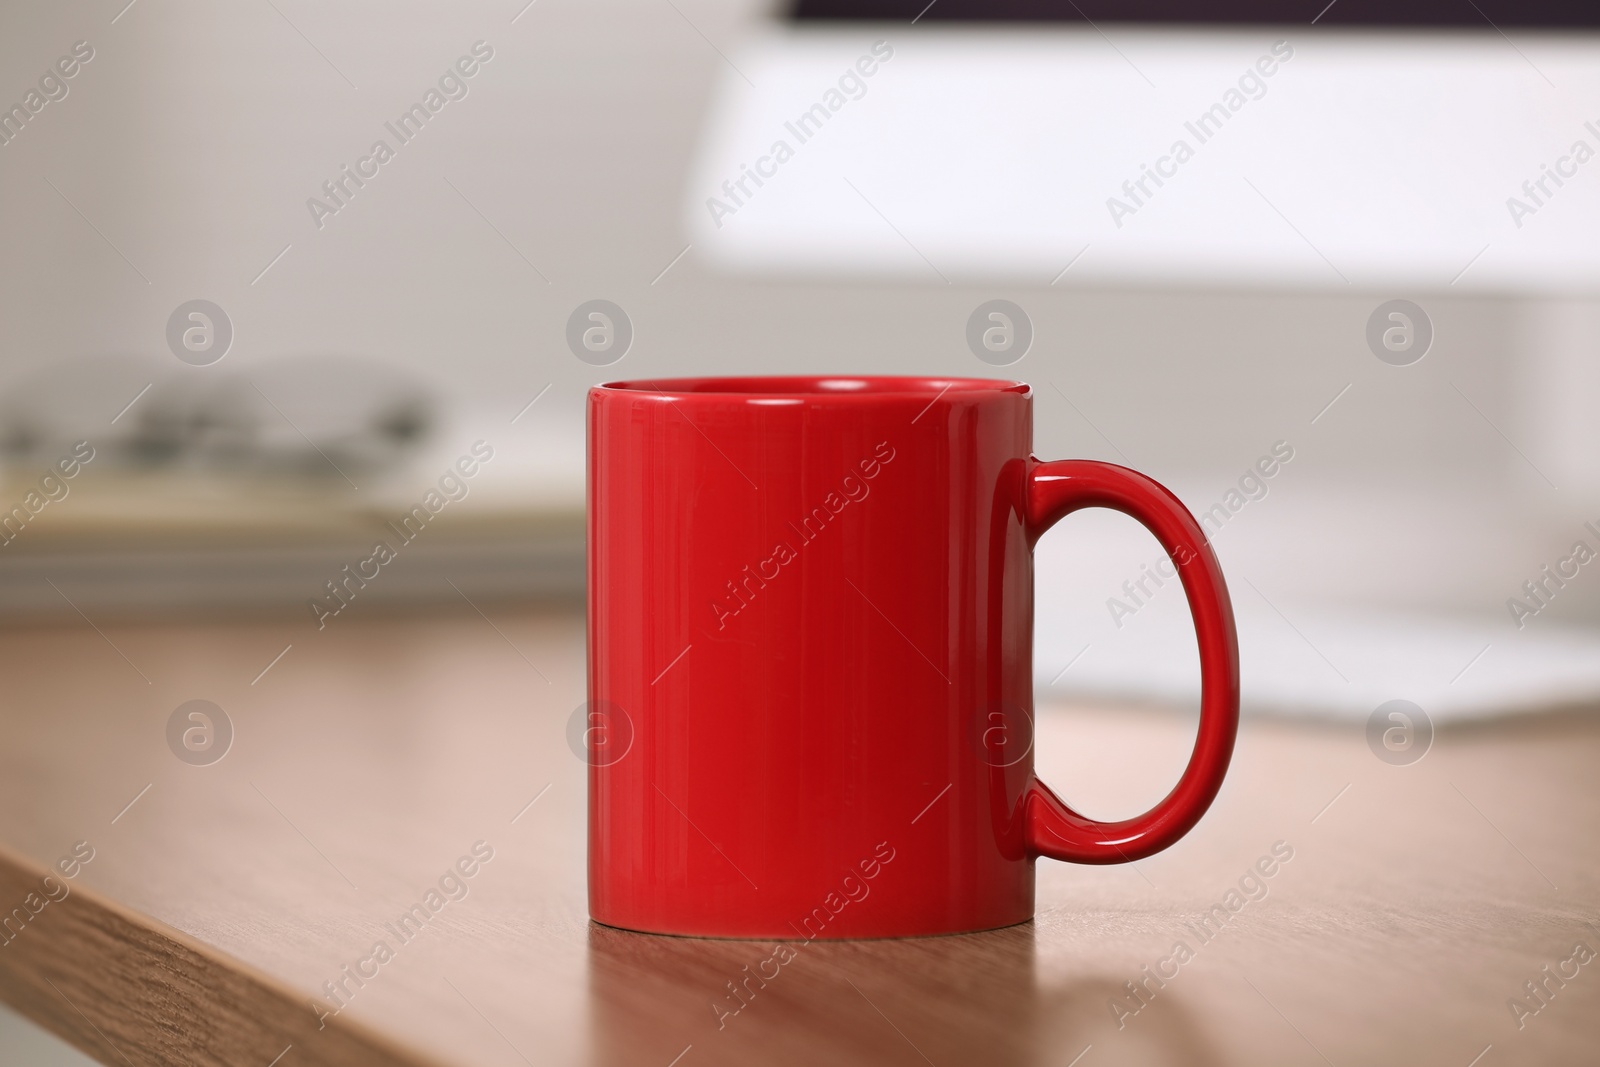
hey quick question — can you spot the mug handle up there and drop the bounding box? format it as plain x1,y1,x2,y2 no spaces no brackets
1023,459,1240,864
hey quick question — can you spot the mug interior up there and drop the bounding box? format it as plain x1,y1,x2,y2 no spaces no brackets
596,376,1029,397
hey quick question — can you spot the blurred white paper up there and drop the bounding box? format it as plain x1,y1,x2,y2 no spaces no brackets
1034,556,1600,723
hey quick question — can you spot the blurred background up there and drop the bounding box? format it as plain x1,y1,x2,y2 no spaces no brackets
1,0,1599,1056
2,0,1596,711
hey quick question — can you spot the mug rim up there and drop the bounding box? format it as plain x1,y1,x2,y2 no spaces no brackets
594,376,1030,400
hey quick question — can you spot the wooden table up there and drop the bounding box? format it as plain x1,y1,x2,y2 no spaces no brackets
0,607,1595,1066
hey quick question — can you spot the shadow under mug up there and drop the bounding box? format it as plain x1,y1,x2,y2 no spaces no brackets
585,921,1227,1067
586,377,1238,939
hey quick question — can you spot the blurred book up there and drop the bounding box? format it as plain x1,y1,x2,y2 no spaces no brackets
0,357,584,618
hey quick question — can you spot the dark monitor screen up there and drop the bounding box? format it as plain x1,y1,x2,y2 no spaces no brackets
789,1,1600,27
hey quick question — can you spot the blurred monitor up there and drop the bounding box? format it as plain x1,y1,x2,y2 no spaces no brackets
687,2,1600,291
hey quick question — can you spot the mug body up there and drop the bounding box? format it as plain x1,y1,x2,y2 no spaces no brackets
588,376,1037,938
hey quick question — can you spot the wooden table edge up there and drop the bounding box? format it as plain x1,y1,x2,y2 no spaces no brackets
0,840,447,1067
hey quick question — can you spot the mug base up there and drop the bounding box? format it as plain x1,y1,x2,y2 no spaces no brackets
587,916,1035,942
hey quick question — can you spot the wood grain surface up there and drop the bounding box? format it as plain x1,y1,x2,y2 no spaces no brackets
0,607,1595,1066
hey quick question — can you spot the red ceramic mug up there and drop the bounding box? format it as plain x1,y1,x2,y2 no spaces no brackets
587,377,1238,939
